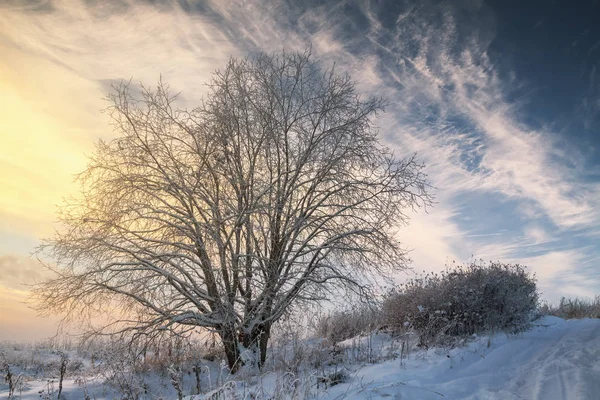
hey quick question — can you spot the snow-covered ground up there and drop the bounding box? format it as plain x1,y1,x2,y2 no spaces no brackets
3,316,600,399
325,316,600,400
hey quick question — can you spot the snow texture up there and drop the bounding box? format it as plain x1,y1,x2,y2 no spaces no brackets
325,316,600,400
3,316,600,399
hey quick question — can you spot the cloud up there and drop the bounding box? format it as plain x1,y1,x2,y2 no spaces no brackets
0,254,54,290
524,225,552,245
1,0,55,13
0,0,243,245
320,1,600,299
0,254,60,341
0,285,60,341
0,252,65,341
0,0,239,95
521,250,598,302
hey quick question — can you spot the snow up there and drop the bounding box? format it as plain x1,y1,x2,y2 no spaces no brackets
325,316,600,400
3,316,600,399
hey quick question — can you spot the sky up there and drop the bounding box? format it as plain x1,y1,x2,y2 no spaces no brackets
1,0,599,341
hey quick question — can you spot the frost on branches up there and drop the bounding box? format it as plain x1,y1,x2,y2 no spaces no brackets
33,50,432,372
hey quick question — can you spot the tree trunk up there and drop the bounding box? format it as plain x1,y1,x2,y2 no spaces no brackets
220,323,271,372
238,323,271,370
258,323,271,368
219,329,241,373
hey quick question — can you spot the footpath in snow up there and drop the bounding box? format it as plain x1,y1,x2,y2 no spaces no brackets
326,316,600,400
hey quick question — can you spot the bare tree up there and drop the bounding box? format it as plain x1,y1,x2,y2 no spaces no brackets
33,50,432,371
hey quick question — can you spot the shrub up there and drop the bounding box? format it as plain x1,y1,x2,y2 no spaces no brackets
316,306,380,344
317,368,348,387
381,261,538,346
540,296,600,319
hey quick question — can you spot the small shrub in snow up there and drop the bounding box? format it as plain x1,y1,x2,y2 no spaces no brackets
382,261,538,346
2,358,16,398
317,367,348,388
96,340,147,400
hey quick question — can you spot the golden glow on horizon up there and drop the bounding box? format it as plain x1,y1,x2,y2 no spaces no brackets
0,285,60,341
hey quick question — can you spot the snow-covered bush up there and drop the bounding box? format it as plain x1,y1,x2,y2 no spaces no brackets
315,306,380,344
381,261,538,346
2,358,16,398
540,296,600,319
97,341,147,399
94,333,224,398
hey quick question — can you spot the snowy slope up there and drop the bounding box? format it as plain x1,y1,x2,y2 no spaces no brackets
3,316,600,399
326,316,600,400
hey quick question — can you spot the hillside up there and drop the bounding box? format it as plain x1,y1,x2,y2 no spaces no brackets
324,316,600,400
3,316,600,399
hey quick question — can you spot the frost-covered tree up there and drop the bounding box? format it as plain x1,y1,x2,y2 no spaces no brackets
33,50,432,371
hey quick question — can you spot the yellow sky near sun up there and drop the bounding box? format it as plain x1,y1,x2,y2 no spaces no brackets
0,1,235,340
0,0,234,243
0,37,109,340
0,41,106,239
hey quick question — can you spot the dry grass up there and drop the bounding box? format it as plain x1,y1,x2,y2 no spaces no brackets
540,296,600,319
315,306,380,344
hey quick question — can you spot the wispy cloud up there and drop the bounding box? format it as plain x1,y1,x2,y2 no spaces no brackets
0,254,59,340
1,0,238,95
0,254,54,290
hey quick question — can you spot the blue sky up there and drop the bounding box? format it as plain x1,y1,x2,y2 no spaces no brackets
0,0,599,340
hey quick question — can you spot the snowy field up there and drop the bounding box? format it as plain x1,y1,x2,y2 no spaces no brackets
326,316,600,400
2,316,600,399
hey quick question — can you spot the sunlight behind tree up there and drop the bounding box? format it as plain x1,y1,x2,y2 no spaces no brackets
33,50,432,371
